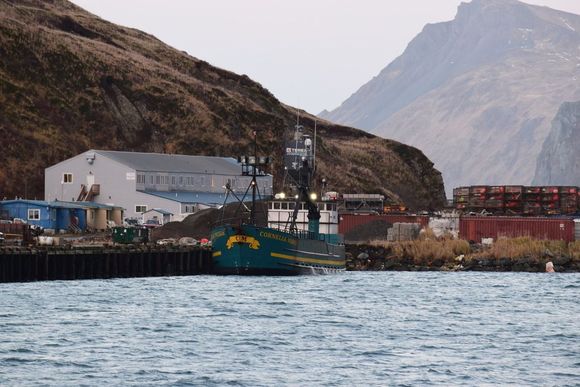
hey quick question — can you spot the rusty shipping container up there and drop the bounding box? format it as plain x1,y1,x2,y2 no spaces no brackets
338,214,429,235
459,216,576,243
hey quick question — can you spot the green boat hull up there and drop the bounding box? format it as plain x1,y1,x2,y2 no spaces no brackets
211,224,345,275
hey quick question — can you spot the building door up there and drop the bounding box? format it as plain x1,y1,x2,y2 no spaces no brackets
87,174,95,187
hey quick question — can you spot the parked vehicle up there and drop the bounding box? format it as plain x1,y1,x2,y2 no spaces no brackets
143,219,161,229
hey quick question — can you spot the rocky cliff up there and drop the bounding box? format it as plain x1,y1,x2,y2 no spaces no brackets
533,101,580,185
0,0,445,209
321,0,580,195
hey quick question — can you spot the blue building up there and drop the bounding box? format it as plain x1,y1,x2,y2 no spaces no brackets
0,200,123,233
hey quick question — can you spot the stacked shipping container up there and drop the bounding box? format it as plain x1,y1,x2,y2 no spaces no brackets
338,214,578,242
453,185,580,215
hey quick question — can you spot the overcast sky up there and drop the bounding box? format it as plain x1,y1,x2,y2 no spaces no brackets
71,0,580,114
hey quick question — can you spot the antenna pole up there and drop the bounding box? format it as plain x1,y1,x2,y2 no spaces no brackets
250,130,257,225
313,120,317,172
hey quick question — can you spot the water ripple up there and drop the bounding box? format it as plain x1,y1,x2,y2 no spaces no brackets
0,273,578,385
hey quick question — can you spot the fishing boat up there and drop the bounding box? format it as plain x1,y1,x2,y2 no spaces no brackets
210,125,345,275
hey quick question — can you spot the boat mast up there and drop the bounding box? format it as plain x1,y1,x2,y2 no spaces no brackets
313,119,316,172
250,130,257,225
286,120,320,234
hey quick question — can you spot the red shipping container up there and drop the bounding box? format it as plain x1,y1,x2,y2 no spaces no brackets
0,223,26,236
338,214,429,235
459,216,575,243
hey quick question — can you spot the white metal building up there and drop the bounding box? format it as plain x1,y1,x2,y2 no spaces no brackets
45,150,273,221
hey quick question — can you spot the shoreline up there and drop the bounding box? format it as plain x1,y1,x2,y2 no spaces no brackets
346,238,580,273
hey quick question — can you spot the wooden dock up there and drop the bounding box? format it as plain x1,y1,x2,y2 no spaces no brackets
0,246,213,283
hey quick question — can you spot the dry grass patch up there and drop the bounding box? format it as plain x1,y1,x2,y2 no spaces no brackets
472,237,568,260
368,234,470,264
569,241,580,260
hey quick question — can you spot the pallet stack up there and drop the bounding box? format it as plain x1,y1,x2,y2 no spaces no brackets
453,187,470,211
523,186,542,215
453,185,580,215
560,187,578,214
504,186,524,213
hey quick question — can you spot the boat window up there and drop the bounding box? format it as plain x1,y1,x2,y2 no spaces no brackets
289,202,295,210
268,202,273,209
318,203,324,210
274,202,281,209
281,202,288,210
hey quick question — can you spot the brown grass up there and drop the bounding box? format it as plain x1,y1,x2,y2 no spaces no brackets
472,237,568,259
367,233,578,266
569,241,580,260
368,230,470,265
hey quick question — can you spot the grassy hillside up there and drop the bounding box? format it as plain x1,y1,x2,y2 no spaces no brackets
0,0,445,209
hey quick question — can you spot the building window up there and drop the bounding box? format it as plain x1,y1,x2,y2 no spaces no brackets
137,174,145,184
135,205,147,213
184,204,195,213
171,176,176,185
28,209,40,220
149,175,154,184
63,173,73,184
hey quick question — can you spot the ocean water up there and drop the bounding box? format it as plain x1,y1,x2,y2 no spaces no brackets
0,273,578,386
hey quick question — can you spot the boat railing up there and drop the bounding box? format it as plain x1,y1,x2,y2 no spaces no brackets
286,229,344,244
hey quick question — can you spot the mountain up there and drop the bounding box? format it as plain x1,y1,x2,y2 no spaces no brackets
533,101,580,185
0,0,445,209
320,0,580,195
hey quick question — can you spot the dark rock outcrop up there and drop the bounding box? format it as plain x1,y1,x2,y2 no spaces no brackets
533,101,580,185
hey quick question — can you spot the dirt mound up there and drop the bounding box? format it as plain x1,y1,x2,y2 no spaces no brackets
151,201,268,241
344,220,392,243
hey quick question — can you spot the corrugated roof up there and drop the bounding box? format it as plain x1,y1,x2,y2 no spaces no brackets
143,191,248,205
94,150,241,174
145,208,174,215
